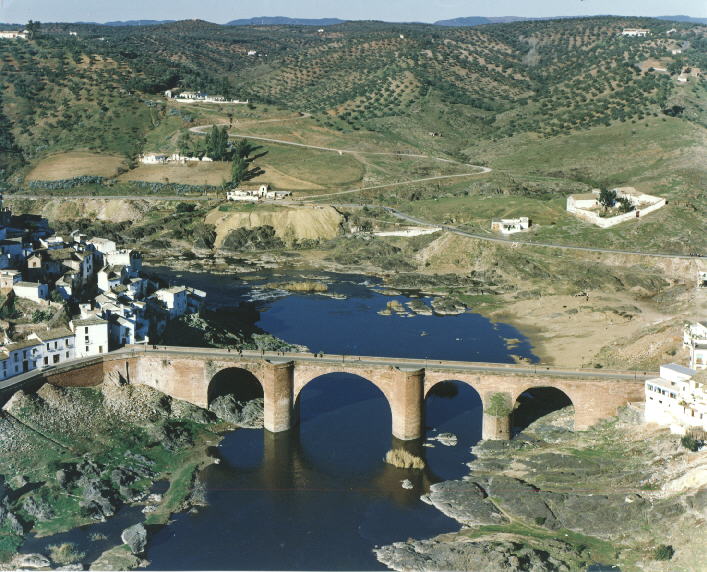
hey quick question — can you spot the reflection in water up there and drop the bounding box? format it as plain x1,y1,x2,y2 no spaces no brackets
142,272,537,571
146,375,461,571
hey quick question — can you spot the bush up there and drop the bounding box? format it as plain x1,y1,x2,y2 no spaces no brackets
48,543,85,565
384,449,425,470
680,435,700,452
653,544,674,561
485,392,511,417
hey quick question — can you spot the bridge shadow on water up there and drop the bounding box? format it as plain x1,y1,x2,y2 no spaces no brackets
145,376,573,570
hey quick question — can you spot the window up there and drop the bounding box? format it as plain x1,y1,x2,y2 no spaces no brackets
52,355,59,364
98,346,103,354
54,341,58,350
85,327,89,334
85,346,89,353
85,336,89,343
46,343,50,351
65,352,69,358
43,357,48,365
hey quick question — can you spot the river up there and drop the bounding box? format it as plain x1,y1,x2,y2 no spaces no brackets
139,270,538,570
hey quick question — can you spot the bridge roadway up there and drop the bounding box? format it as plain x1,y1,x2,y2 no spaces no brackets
0,346,650,441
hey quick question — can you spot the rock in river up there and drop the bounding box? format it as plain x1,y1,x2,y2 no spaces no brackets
121,523,148,554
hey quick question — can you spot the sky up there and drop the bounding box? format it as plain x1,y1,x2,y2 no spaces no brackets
0,0,705,24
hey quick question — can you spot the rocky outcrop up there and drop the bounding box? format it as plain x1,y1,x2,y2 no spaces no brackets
427,480,506,526
376,538,571,572
209,396,264,428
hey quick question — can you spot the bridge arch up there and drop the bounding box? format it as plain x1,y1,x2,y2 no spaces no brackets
511,386,574,436
207,366,265,406
294,371,393,426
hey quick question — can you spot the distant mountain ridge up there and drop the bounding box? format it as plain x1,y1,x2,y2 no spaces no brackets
656,15,707,24
434,16,532,26
102,20,176,26
226,17,346,26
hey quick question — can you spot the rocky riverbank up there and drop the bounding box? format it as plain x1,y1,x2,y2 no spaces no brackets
376,407,707,571
0,371,260,571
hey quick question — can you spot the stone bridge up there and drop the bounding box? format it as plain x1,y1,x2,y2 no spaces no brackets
4,346,649,441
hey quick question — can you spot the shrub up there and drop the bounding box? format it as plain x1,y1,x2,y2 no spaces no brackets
653,544,674,561
534,516,547,526
384,449,425,470
485,392,511,417
48,543,85,565
680,435,700,452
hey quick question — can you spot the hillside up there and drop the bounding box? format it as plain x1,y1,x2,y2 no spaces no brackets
0,16,704,170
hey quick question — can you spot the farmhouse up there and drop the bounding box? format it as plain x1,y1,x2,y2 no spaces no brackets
645,364,706,434
566,187,665,228
0,30,28,40
622,28,650,37
226,185,292,202
139,153,169,165
0,269,21,289
491,217,531,235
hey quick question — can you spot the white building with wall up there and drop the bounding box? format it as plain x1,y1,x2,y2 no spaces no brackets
70,317,109,357
491,217,531,235
13,281,49,302
645,364,706,434
566,187,666,228
622,28,650,37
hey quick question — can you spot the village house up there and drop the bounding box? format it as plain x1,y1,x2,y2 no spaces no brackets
97,265,126,293
0,269,21,289
491,217,531,235
684,322,707,371
645,364,707,434
27,327,76,367
0,238,25,269
12,281,49,303
70,317,109,357
621,28,650,37
0,339,42,378
154,286,188,319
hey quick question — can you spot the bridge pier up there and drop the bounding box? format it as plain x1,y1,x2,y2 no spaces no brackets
390,368,425,441
482,412,511,440
262,361,295,434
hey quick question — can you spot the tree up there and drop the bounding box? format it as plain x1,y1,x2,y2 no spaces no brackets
25,20,41,39
598,188,617,210
177,131,192,156
206,125,229,160
616,196,634,213
234,138,255,159
231,156,247,186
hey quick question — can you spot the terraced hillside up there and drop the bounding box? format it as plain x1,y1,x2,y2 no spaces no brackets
0,17,704,168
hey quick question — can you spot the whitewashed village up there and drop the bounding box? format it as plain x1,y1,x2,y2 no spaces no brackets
0,194,205,382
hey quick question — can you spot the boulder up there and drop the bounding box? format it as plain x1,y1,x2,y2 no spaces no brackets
427,480,506,526
121,523,148,554
13,553,51,569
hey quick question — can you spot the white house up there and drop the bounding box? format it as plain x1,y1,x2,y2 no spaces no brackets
645,364,707,434
226,185,290,202
139,153,169,165
105,250,142,273
684,322,707,371
0,340,42,379
70,317,109,357
97,265,126,293
491,217,531,235
0,269,21,289
0,30,28,40
87,237,117,256
27,327,76,367
154,286,188,318
247,50,257,56
622,28,650,37
13,281,49,303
